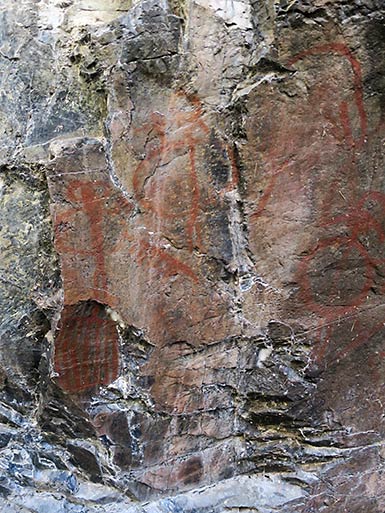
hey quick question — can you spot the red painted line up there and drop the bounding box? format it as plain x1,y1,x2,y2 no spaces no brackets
59,313,78,391
134,239,199,283
288,42,367,146
298,236,375,318
81,308,95,390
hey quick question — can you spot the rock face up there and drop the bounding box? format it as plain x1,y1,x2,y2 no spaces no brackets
1,0,385,511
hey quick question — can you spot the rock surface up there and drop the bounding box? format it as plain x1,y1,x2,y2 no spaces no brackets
1,0,385,511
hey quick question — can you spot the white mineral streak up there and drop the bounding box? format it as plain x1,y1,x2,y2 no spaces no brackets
38,1,64,29
127,474,307,513
193,0,252,29
257,346,273,367
38,0,134,28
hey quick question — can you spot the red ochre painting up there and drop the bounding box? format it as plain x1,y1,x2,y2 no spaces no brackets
51,43,385,395
50,93,241,394
249,41,385,370
54,301,120,394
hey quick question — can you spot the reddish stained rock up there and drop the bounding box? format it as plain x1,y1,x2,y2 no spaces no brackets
44,30,385,499
178,456,204,485
48,139,134,308
20,4,385,507
54,301,120,394
2,1,385,511
241,36,385,373
48,130,240,352
235,33,385,497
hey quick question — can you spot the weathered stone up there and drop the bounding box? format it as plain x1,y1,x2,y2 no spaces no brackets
1,0,385,511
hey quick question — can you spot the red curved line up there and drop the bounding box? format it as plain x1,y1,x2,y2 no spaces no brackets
298,236,375,317
288,42,367,146
337,319,385,361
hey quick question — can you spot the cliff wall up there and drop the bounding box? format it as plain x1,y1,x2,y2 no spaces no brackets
1,1,385,511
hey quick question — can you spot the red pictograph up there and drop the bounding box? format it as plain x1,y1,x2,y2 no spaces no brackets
51,91,241,393
253,43,368,222
297,46,385,364
132,92,209,252
131,90,240,254
299,191,385,362
288,43,368,149
54,301,120,394
51,177,129,394
252,42,385,366
53,178,134,306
